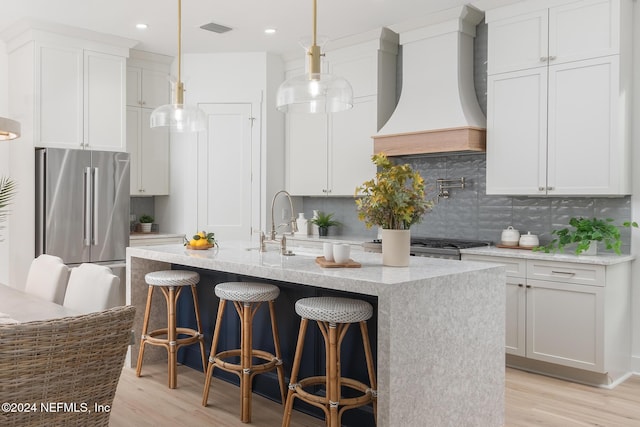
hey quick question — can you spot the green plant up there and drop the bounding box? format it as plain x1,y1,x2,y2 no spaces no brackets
535,217,638,255
355,152,433,230
310,211,341,228
0,176,17,240
138,214,154,224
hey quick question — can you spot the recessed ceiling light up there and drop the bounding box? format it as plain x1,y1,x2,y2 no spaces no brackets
264,28,277,35
136,23,148,30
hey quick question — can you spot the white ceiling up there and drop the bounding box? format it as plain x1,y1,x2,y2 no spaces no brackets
0,0,521,58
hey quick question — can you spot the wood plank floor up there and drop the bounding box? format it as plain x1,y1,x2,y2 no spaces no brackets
110,364,640,426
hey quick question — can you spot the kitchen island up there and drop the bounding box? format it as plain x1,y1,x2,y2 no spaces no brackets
126,242,505,426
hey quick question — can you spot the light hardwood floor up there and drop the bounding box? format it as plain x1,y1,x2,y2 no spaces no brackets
110,364,640,426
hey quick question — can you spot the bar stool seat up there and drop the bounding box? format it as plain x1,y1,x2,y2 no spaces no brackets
136,270,206,389
202,281,286,423
283,296,377,427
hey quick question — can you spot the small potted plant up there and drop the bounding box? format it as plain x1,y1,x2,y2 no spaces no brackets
355,153,433,266
535,217,637,255
310,211,341,237
138,214,154,233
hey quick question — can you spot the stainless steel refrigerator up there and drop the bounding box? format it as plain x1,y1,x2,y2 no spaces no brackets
35,148,130,304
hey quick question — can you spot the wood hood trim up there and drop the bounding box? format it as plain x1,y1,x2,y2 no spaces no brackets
373,126,486,156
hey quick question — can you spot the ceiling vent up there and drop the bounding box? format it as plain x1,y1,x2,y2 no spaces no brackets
200,22,233,34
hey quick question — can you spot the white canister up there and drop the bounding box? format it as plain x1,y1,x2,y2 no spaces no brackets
333,244,351,264
519,232,539,248
323,242,334,262
295,213,308,236
501,226,520,246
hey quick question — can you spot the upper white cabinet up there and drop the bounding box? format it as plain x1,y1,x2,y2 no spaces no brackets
126,51,172,196
486,0,632,196
126,66,170,109
35,41,127,151
284,28,398,196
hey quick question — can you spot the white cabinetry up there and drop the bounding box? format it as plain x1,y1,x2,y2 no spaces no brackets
486,0,632,196
462,253,630,386
285,28,398,196
35,41,127,151
126,51,172,196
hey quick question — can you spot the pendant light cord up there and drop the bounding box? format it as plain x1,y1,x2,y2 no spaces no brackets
312,0,317,47
177,0,182,85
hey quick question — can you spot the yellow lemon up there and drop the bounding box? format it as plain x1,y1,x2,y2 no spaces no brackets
189,239,198,247
195,238,208,247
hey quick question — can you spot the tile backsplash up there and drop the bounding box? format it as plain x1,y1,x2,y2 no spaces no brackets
302,153,633,254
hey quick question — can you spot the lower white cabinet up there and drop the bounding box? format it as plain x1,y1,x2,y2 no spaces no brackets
462,253,630,384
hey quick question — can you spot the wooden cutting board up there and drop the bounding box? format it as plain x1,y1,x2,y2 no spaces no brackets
315,256,361,268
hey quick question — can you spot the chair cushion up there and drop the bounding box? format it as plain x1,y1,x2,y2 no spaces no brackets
145,270,200,287
24,254,70,305
215,282,280,302
63,263,120,314
295,297,373,323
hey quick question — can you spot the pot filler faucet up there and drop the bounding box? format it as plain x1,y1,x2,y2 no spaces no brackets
265,190,298,254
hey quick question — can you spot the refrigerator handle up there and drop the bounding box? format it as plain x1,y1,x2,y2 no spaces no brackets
93,167,99,246
84,167,91,246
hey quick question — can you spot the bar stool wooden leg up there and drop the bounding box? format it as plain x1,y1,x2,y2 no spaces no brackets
360,320,377,422
240,301,253,423
269,300,286,404
328,322,339,427
190,284,207,372
164,286,178,389
136,285,154,377
282,318,309,427
203,298,227,406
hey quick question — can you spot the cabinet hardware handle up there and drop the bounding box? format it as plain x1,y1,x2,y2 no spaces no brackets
538,186,545,191
526,285,532,288
547,186,554,191
518,284,524,287
540,56,548,62
322,189,327,193
551,270,575,276
548,56,557,61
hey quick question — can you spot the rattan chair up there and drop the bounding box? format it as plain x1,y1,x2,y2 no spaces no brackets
0,305,136,427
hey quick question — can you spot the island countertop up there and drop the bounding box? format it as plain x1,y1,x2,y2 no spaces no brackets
126,242,505,427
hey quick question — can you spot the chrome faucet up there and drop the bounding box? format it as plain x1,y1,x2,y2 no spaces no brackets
269,190,298,241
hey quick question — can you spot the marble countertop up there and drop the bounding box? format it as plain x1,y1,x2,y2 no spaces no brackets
130,232,185,240
460,246,634,265
126,241,502,297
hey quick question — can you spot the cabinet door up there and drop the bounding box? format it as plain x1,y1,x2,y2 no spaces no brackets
487,9,548,74
141,69,170,109
126,66,142,107
506,280,526,357
140,109,169,195
549,0,619,64
126,107,142,194
329,96,376,196
36,43,84,149
486,68,547,195
84,50,126,152
526,279,604,372
286,113,328,196
547,56,623,195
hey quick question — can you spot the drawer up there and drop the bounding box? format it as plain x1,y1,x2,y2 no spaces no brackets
527,260,605,287
461,254,526,278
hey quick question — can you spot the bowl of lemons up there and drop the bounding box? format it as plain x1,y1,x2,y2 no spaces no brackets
185,231,218,250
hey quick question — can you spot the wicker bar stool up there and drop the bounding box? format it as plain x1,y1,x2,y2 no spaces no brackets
282,297,377,427
202,281,286,423
136,270,206,389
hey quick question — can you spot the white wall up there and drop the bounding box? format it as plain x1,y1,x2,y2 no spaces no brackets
630,2,640,372
0,41,10,284
154,52,286,238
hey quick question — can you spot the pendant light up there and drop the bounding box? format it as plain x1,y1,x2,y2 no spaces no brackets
276,0,353,114
150,0,206,132
0,117,20,140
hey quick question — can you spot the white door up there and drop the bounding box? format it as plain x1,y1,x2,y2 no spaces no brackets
197,103,253,240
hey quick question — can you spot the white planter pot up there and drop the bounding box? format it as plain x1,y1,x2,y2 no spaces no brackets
140,223,152,233
382,229,411,267
581,241,597,256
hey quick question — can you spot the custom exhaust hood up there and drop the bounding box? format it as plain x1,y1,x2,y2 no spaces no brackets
374,5,486,156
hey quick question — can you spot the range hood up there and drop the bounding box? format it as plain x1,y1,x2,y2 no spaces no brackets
374,5,486,156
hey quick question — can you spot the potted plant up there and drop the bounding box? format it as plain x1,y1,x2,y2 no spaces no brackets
535,217,638,255
138,214,154,233
0,176,17,240
355,153,433,266
310,211,341,237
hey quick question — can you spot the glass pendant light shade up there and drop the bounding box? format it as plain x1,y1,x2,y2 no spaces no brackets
276,0,353,114
276,72,353,113
0,117,20,140
150,103,206,132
